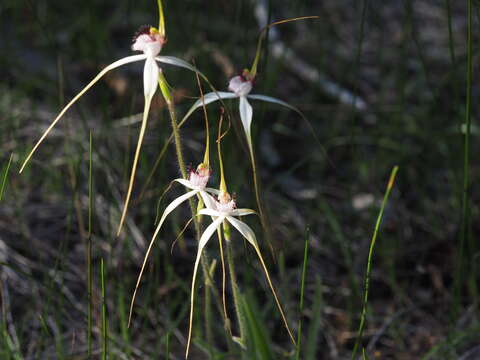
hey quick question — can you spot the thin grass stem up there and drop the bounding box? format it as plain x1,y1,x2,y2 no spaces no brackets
0,154,13,202
351,166,399,359
295,229,310,360
453,0,474,318
87,132,93,359
100,258,108,360
225,228,247,347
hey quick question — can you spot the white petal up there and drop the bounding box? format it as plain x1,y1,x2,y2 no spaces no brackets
204,187,220,195
180,92,238,125
143,56,159,99
186,216,225,356
156,55,201,73
128,189,198,327
155,190,199,236
19,54,147,173
230,208,256,217
198,208,222,217
199,191,218,210
226,216,258,248
247,94,302,115
174,178,196,190
239,96,253,152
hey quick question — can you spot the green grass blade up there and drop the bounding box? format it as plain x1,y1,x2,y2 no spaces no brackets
0,154,13,202
101,258,108,360
351,166,399,359
87,132,93,359
295,229,310,360
362,347,370,360
453,0,474,320
241,293,273,360
305,276,323,360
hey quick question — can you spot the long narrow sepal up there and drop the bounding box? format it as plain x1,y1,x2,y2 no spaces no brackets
143,56,160,99
19,54,147,173
230,208,256,217
239,96,253,154
180,92,237,125
198,208,222,218
117,96,153,236
186,216,225,358
247,94,324,153
247,94,303,115
156,55,200,72
128,189,198,327
226,216,296,346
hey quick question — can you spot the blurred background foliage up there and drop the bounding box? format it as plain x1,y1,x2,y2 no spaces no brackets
0,0,479,359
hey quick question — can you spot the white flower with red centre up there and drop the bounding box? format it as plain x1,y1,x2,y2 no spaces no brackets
19,24,207,236
131,26,164,57
181,68,302,158
188,165,211,189
213,190,237,213
185,190,296,355
228,74,253,97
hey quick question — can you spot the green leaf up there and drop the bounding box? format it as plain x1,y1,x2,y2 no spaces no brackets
240,293,274,360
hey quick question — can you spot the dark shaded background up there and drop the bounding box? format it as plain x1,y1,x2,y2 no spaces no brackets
1,0,479,359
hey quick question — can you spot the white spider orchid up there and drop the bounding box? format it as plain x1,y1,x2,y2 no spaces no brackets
127,163,218,325
19,17,207,236
179,17,319,161
185,190,296,357
181,68,301,158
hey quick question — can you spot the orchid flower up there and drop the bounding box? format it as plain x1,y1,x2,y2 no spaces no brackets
19,12,207,236
181,68,301,159
179,17,318,160
185,190,296,357
127,163,218,326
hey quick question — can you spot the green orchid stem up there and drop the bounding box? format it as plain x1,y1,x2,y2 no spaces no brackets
205,268,214,358
224,223,247,347
158,71,217,352
159,72,187,179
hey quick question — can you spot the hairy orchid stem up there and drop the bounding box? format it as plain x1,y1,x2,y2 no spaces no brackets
159,72,217,356
225,223,247,347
